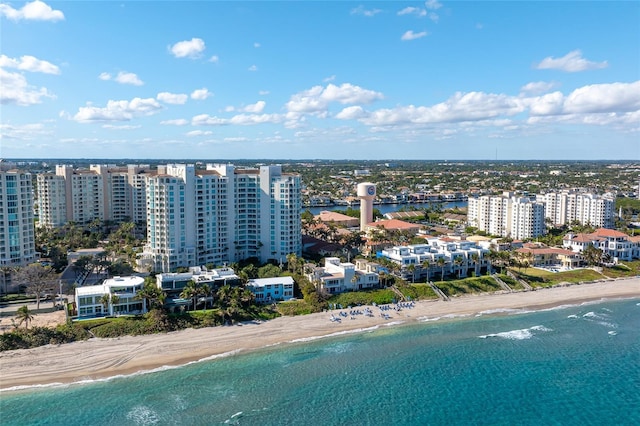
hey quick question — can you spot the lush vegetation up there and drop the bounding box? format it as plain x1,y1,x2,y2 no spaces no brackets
498,274,524,291
436,276,503,297
328,289,398,307
0,324,90,351
601,260,640,279
402,283,439,300
510,268,606,288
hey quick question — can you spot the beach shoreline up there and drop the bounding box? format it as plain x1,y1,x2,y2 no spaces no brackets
1,278,639,391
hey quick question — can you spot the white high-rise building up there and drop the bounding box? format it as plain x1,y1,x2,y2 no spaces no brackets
468,192,546,240
37,165,105,227
37,164,153,228
0,170,37,268
537,191,614,228
138,164,302,272
509,197,546,240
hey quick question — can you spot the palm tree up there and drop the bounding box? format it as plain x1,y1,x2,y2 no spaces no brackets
15,305,34,329
407,264,416,283
180,280,205,311
351,274,359,289
135,281,166,311
582,244,603,266
453,256,464,278
421,259,430,282
378,271,387,287
286,253,298,273
99,293,120,315
470,253,480,276
437,257,447,281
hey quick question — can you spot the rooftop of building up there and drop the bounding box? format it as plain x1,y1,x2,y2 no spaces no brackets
366,219,421,231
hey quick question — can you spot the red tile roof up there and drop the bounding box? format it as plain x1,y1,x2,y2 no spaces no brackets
592,228,629,238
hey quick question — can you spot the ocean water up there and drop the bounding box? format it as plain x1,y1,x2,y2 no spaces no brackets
1,298,639,426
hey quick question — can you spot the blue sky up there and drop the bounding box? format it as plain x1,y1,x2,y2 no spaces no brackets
1,0,639,160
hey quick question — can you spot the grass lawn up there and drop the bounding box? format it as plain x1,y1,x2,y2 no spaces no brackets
436,276,503,297
328,289,397,307
406,284,439,300
511,268,606,288
277,299,318,316
602,260,640,279
497,274,524,291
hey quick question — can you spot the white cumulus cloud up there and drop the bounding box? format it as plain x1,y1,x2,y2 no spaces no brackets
0,54,60,74
186,130,213,137
0,0,64,21
160,119,189,126
425,0,442,10
170,38,206,59
229,113,282,125
102,124,141,130
0,68,54,105
401,30,428,41
357,91,526,126
520,81,559,95
563,81,640,114
536,50,608,72
398,7,427,17
191,88,212,100
248,64,258,71
243,101,266,113
72,97,163,122
286,83,384,113
350,5,381,17
99,71,144,86
192,114,227,126
157,92,188,105
335,106,368,120
192,113,283,126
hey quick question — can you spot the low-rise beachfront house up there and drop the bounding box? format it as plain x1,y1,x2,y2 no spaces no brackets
515,246,583,269
563,229,636,262
306,257,380,294
75,276,146,319
379,238,490,281
246,277,295,303
156,265,241,308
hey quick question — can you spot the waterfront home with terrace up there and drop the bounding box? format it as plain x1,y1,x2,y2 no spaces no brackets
75,276,146,319
246,276,295,303
156,265,241,309
306,257,380,294
563,228,636,262
380,238,490,281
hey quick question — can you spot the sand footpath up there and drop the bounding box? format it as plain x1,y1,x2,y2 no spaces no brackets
1,278,639,390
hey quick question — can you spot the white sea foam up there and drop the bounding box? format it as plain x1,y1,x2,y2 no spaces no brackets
608,331,618,336
288,326,381,343
567,314,579,319
418,313,471,322
475,308,527,316
479,325,552,340
126,405,160,425
581,311,618,329
383,321,405,327
223,411,243,424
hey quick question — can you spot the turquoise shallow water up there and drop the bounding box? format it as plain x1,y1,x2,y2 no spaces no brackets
1,298,639,426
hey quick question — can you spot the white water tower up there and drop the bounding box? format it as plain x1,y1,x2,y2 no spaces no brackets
357,182,376,231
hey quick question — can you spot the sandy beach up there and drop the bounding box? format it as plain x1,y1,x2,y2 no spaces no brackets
1,278,638,391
